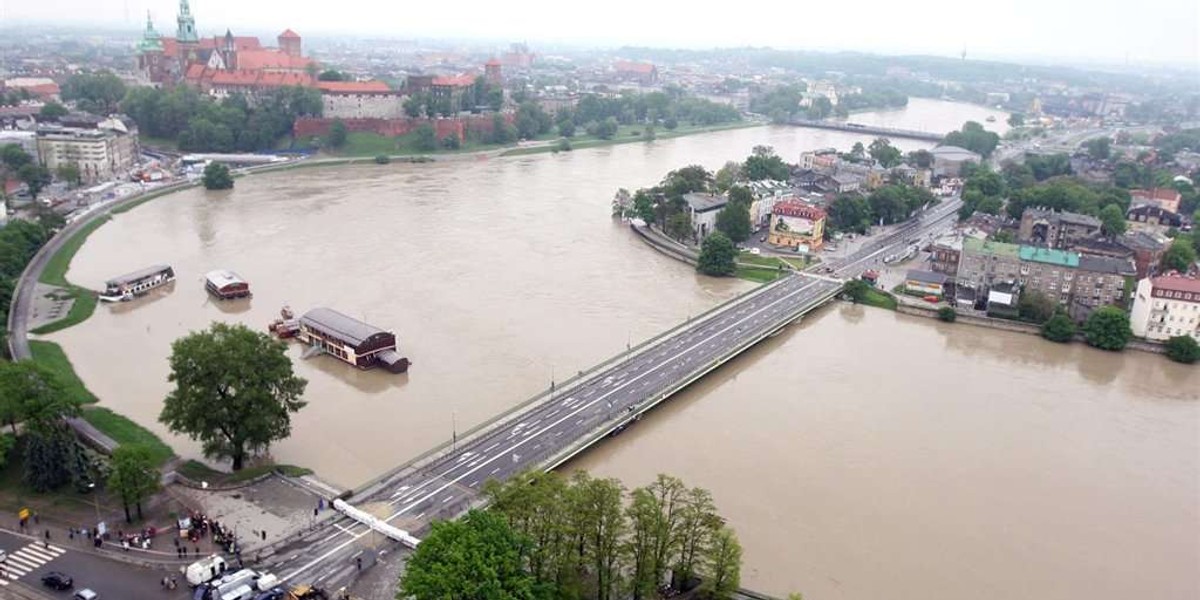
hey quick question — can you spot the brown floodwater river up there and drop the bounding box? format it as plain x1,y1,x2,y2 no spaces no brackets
49,100,1198,598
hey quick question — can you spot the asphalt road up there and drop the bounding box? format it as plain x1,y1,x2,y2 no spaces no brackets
0,530,188,600
268,197,964,592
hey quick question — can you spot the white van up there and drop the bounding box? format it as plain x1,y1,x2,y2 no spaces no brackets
220,584,255,600
212,569,260,600
185,555,229,587
254,574,280,591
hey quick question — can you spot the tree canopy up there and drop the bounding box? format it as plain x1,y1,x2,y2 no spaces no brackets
1160,239,1197,273
327,120,348,148
62,71,127,115
399,509,536,600
715,197,752,244
868,138,903,168
107,444,160,522
1041,312,1076,343
202,162,233,190
1082,306,1132,351
943,121,1000,158
123,85,321,152
39,101,68,120
1164,335,1200,364
159,323,307,470
697,232,737,277
742,146,789,181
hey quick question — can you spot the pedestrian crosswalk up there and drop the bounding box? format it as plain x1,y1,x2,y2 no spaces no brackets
0,543,67,585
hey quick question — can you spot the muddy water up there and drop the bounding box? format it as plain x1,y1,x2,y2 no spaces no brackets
570,306,1198,599
49,101,1199,598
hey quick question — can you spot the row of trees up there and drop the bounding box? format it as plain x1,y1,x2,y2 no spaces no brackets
0,219,57,342
958,163,1134,237
400,472,744,600
61,71,128,115
2,144,55,199
122,85,322,152
0,359,162,522
826,184,938,233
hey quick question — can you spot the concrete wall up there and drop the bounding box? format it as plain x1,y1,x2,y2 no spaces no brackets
322,92,407,120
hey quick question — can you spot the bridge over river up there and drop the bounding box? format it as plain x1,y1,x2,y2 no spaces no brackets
787,118,945,142
268,197,964,591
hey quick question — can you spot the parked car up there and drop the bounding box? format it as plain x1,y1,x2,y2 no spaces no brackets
73,589,98,600
42,571,74,590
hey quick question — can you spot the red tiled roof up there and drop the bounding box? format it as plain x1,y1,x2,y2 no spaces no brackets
198,36,261,51
316,80,391,93
773,201,826,220
162,38,179,58
278,29,301,39
184,63,208,81
1131,188,1182,202
485,58,501,67
257,71,314,87
209,70,262,86
235,50,311,71
18,83,60,98
1152,275,1200,295
432,75,475,87
614,61,655,74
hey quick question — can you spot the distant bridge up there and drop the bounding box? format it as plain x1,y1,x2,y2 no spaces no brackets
787,118,945,142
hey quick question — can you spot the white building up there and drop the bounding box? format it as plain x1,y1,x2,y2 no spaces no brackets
683,193,728,241
317,81,406,120
36,117,139,184
1129,275,1200,341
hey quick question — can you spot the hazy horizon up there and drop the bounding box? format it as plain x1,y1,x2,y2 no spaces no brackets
2,0,1197,69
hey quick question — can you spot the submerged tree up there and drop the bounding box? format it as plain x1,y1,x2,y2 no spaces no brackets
160,323,307,470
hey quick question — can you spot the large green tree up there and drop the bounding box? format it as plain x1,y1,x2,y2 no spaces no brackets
702,527,742,600
399,509,536,600
571,472,627,600
18,164,52,199
943,121,1000,158
1082,306,1132,351
202,162,233,190
1041,312,1076,343
1160,239,1197,273
1098,204,1126,237
1164,335,1200,364
715,200,752,244
868,138,902,168
39,101,68,120
1083,136,1111,160
107,444,160,522
1018,290,1057,324
742,146,789,181
159,323,307,470
0,361,75,434
327,120,348,148
697,232,737,277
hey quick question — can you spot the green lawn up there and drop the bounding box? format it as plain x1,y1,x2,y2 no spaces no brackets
40,216,109,287
860,288,899,310
30,288,97,335
736,266,785,283
81,407,173,465
29,340,96,405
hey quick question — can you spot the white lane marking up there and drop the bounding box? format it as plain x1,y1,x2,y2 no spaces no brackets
442,495,453,504
415,512,425,519
333,522,355,534
490,467,499,475
284,276,828,582
469,480,479,487
483,443,499,453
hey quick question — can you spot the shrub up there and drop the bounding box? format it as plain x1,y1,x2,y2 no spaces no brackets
374,154,391,164
1164,335,1200,364
937,307,957,322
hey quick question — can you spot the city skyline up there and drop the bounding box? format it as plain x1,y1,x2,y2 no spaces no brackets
1,0,1197,68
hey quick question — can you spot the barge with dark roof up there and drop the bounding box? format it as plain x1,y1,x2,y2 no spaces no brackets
204,270,251,300
294,307,410,373
99,264,175,302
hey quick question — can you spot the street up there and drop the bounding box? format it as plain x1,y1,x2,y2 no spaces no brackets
0,530,188,600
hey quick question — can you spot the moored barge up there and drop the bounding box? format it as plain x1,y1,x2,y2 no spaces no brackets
99,265,175,302
296,307,410,373
204,270,251,300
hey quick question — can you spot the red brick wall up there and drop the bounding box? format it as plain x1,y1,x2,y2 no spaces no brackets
293,113,514,142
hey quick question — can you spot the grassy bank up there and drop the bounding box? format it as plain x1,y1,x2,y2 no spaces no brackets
178,459,312,485
28,340,173,465
736,266,785,283
860,288,899,310
501,121,761,157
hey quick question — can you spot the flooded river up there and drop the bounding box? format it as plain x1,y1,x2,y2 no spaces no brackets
51,99,1198,598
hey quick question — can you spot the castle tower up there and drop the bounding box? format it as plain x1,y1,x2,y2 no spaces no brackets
222,29,237,70
176,0,198,43
278,29,302,58
136,11,166,83
484,58,503,86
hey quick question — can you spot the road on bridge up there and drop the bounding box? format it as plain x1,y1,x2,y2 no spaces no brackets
266,197,964,591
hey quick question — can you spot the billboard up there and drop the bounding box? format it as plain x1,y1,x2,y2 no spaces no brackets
774,215,815,236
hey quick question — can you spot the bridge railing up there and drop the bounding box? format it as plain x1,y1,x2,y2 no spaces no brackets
354,274,798,500
539,278,844,473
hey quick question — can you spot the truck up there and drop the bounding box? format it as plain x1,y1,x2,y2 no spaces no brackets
185,555,229,587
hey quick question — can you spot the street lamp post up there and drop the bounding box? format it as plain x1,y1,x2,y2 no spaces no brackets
87,482,100,533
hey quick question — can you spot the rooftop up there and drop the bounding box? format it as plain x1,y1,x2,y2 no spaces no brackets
930,145,981,161
204,270,246,289
963,236,1020,259
683,193,728,213
906,269,948,285
300,307,389,347
106,264,171,286
1151,275,1200,295
316,80,392,94
1019,245,1080,267
1077,255,1136,276
772,201,826,220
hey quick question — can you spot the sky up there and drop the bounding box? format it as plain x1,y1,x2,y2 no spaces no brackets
2,0,1198,67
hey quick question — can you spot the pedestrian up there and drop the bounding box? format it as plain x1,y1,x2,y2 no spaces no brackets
68,527,74,540
121,540,129,552
260,530,266,541
355,556,362,571
33,512,39,525
43,529,50,548
194,546,200,557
